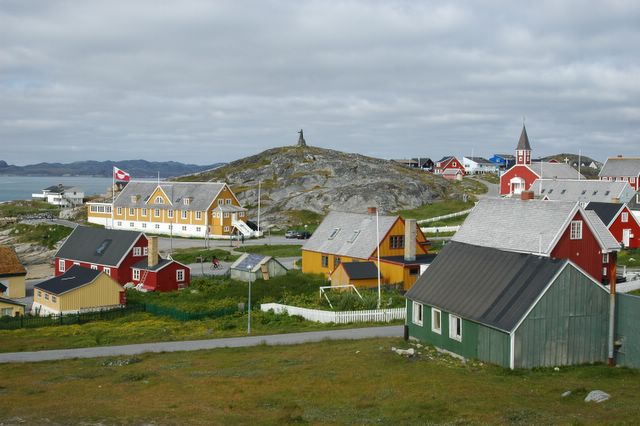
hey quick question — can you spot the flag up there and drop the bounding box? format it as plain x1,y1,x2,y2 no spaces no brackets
113,166,131,182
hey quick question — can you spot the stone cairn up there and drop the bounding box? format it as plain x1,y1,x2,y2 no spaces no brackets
297,129,306,147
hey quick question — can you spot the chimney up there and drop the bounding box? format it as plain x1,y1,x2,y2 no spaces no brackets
148,236,158,268
404,219,416,262
367,207,377,215
520,190,534,201
611,197,620,204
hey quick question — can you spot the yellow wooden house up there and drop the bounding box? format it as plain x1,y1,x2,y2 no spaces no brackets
0,297,25,317
87,181,252,239
0,246,27,298
302,209,433,290
33,266,124,316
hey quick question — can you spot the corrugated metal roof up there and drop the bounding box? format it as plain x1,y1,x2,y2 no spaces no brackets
585,202,624,227
302,211,398,259
528,162,583,179
406,242,567,332
114,181,227,211
35,266,102,295
599,157,640,177
583,210,621,250
55,226,142,267
531,179,633,203
452,198,578,255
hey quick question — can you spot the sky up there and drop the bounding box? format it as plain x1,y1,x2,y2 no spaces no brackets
1,1,639,166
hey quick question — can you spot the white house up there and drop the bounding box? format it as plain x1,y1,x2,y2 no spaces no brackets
32,184,84,208
462,157,499,175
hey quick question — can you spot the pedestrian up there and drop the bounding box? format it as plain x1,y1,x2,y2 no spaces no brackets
241,234,245,244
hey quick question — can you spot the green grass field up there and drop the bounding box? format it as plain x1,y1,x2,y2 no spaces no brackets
396,199,474,220
237,244,303,257
170,248,239,264
0,200,59,218
618,249,640,268
1,338,638,425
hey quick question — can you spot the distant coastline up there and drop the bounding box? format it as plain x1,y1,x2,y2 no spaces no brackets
0,176,114,202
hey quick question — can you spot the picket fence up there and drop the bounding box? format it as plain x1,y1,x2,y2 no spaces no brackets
260,303,405,324
420,225,460,233
416,209,473,225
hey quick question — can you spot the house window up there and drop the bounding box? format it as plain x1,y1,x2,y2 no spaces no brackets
321,255,329,268
224,226,230,232
143,247,148,256
603,267,608,277
142,208,147,216
177,269,185,282
412,301,423,326
622,212,629,223
196,211,202,220
570,221,582,240
129,208,135,215
196,226,201,232
37,291,42,298
603,253,609,263
182,210,188,219
142,223,147,228
52,296,57,303
155,224,160,229
431,308,441,334
183,198,191,206
389,235,404,249
239,212,245,217
58,259,65,273
224,212,229,218
90,264,98,270
449,314,462,341
154,208,160,217
155,196,164,204
130,196,137,203
334,256,341,268
182,225,187,231
117,207,122,215
133,269,140,280
218,199,224,205
130,222,134,227
45,293,49,300
452,162,457,167
409,267,419,276
226,199,231,205
133,247,142,257
168,210,174,218
347,230,360,243
104,267,111,276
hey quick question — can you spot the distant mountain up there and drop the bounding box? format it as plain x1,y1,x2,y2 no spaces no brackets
0,159,224,178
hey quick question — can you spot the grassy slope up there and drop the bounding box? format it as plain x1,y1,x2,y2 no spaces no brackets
237,244,303,257
1,338,639,424
0,200,59,217
396,199,475,220
10,224,73,249
170,248,239,264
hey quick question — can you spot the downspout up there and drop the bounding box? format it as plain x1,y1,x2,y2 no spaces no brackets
608,251,617,367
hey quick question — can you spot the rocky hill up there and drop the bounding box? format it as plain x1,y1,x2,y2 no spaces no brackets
178,145,457,228
540,153,602,179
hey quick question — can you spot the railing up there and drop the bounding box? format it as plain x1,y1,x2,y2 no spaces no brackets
416,209,473,225
260,303,405,324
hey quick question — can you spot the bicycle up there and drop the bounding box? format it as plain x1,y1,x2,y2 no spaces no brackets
210,261,222,270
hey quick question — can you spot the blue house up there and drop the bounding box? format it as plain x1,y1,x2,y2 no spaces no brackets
489,154,515,170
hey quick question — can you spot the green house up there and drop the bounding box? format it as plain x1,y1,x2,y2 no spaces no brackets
406,242,610,369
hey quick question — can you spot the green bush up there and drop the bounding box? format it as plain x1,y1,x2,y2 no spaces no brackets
11,224,73,249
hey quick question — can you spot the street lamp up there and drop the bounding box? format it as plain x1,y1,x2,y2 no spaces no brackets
247,264,253,334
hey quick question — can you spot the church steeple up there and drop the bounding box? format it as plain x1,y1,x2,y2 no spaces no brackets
516,125,531,165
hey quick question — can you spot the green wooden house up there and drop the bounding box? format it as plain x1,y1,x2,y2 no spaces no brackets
406,242,610,369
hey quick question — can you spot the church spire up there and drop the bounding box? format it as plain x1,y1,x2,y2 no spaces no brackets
515,124,531,165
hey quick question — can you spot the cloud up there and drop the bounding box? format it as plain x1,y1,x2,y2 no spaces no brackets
0,0,639,165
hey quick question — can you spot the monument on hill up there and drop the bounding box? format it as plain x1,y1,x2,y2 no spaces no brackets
297,129,306,147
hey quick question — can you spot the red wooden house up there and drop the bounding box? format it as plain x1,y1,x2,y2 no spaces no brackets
499,126,582,195
599,157,640,203
55,227,189,292
433,156,465,179
452,197,621,283
586,202,640,249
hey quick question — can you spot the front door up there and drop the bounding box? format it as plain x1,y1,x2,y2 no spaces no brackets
623,229,631,247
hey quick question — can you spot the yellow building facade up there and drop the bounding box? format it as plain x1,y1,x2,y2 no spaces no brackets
0,246,27,298
0,298,25,317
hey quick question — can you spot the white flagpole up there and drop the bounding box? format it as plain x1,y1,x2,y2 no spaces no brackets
111,166,115,229
257,180,261,236
376,208,381,309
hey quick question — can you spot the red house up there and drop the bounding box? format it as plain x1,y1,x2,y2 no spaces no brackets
499,126,583,196
55,226,189,292
599,157,640,204
433,156,465,178
452,197,621,283
586,202,640,249
130,236,190,292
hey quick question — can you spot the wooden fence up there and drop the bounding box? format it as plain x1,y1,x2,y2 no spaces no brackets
260,303,405,324
416,209,473,225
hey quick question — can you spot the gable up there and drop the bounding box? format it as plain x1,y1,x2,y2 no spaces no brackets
147,186,172,206
55,226,143,267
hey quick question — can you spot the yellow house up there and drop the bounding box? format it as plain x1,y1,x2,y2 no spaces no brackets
87,181,252,239
302,208,432,290
329,262,380,288
0,297,25,317
33,266,124,316
0,246,27,298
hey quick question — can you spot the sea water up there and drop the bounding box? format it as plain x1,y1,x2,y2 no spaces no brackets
0,176,114,202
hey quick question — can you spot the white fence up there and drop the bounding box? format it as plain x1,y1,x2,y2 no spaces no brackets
260,303,405,324
417,209,473,225
420,225,460,233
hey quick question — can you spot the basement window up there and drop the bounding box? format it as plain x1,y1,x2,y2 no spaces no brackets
449,314,462,342
431,308,441,334
328,228,341,240
412,302,423,326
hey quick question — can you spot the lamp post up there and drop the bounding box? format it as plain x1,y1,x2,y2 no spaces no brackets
247,264,253,334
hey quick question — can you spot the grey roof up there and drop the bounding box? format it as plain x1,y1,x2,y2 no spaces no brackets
442,168,463,176
516,126,532,150
380,254,437,265
452,198,620,254
465,157,493,165
531,179,634,204
43,184,73,192
340,262,379,280
302,211,399,259
406,242,568,332
436,156,453,164
114,181,227,211
215,204,247,212
132,258,172,272
35,266,103,295
599,157,640,178
583,210,621,250
585,202,625,227
495,154,515,160
528,162,584,179
230,253,285,273
0,296,25,307
55,226,143,267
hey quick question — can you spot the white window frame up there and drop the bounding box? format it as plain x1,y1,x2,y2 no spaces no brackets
155,208,161,217
181,225,187,231
570,220,582,240
142,208,147,216
431,308,442,334
621,212,628,223
168,209,174,218
449,314,462,342
129,222,134,227
155,196,164,204
182,210,188,219
176,269,185,282
142,223,147,228
104,267,111,276
602,253,609,263
412,301,423,326
224,226,230,232
196,211,202,220
117,221,122,226
129,208,135,215
224,212,229,218
155,224,160,229
133,247,142,257
218,199,224,205
143,247,148,256
133,269,140,281
226,199,232,205
117,207,122,215
90,264,98,270
58,259,65,273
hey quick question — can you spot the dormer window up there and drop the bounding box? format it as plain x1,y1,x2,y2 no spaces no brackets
155,196,164,204
328,228,341,239
548,189,553,194
218,199,224,205
347,230,361,243
183,198,192,206
593,191,598,196
540,189,546,194
131,195,139,203
581,190,586,195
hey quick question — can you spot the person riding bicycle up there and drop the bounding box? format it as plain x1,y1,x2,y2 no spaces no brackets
211,255,220,267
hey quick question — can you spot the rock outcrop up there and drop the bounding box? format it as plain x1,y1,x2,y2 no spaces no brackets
179,145,454,228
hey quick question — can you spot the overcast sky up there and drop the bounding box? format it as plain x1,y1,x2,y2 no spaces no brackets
1,1,638,166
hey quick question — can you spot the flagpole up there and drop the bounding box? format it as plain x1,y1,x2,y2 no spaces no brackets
376,208,381,309
111,166,115,229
